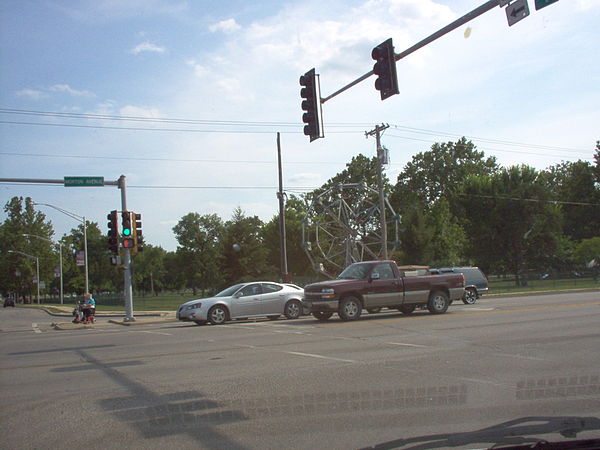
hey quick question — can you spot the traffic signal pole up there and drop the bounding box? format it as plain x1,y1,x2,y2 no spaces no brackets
118,175,135,322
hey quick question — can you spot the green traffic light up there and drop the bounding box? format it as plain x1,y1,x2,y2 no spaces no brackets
123,228,131,236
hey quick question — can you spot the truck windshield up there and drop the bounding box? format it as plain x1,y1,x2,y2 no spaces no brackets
337,263,370,280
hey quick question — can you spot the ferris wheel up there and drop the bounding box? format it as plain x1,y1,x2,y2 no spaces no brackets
302,182,400,278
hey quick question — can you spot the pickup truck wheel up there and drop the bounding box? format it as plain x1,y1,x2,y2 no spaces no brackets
399,304,416,315
462,288,477,304
339,296,362,321
284,300,302,319
312,311,333,321
367,307,382,314
427,291,449,314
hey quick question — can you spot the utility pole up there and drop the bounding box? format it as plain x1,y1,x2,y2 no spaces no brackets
276,133,290,282
119,175,135,321
366,124,389,260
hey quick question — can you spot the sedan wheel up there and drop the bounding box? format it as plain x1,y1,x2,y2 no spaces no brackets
207,305,228,325
284,300,302,319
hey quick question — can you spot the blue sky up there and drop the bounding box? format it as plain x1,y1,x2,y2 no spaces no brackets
1,0,598,251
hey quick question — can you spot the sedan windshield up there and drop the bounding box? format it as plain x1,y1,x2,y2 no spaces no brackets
337,263,370,280
215,283,245,297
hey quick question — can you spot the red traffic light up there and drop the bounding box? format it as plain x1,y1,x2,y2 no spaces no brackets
299,68,323,142
372,38,399,101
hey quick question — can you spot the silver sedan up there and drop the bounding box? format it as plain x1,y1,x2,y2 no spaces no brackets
176,282,304,325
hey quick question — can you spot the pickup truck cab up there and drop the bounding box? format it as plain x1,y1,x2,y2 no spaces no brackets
303,260,464,321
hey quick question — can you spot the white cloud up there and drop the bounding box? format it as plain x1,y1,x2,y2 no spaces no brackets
287,173,323,187
209,18,241,33
15,89,47,100
186,59,208,78
49,84,95,97
130,41,167,55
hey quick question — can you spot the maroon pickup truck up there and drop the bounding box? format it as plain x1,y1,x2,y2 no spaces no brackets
302,260,465,321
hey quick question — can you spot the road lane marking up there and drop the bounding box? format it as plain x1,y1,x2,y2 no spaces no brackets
492,352,546,361
384,342,428,348
284,351,357,363
130,330,172,336
31,323,42,334
238,344,357,363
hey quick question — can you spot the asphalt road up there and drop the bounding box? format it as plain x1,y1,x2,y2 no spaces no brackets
1,291,599,449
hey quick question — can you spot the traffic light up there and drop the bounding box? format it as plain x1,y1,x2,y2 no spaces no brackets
121,211,134,249
372,38,399,101
132,212,143,253
107,210,119,254
534,0,558,10
299,68,323,142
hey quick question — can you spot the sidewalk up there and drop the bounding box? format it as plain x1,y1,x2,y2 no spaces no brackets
21,304,177,330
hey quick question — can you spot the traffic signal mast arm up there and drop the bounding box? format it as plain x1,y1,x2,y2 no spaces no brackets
320,0,509,104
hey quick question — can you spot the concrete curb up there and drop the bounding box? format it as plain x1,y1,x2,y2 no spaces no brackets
52,316,176,330
27,306,167,318
486,287,599,299
108,317,178,326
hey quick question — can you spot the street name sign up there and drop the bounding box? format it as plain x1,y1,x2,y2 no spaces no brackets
64,176,104,187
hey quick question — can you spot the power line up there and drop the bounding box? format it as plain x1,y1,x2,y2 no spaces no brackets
0,108,368,129
0,107,591,154
0,181,318,191
0,151,347,165
386,133,591,159
457,193,600,207
388,124,588,153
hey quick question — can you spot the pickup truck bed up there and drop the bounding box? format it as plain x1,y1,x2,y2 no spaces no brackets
303,260,464,321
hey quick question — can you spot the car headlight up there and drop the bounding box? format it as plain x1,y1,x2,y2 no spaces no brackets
185,302,202,310
321,288,335,299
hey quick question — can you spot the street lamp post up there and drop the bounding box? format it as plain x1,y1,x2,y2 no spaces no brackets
8,250,40,304
22,234,64,304
33,203,89,294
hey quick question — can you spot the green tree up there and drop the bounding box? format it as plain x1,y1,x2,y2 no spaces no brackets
262,196,312,280
172,213,224,295
459,165,562,285
60,221,117,294
221,208,273,287
427,198,466,267
546,159,600,241
0,197,55,300
574,237,600,268
132,244,167,295
392,137,497,207
396,206,433,265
